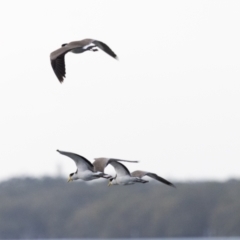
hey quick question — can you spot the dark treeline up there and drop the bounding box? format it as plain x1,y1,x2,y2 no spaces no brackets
0,177,240,238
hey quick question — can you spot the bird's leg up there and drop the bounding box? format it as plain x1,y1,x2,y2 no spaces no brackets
86,45,98,52
86,45,95,51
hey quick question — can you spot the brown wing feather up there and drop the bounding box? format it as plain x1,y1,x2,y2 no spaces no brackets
51,55,66,83
93,158,139,173
93,158,109,172
131,170,147,178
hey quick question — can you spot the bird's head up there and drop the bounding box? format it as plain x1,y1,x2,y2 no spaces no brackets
108,175,117,186
68,172,75,182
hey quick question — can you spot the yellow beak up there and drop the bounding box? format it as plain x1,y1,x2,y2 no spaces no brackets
68,177,73,182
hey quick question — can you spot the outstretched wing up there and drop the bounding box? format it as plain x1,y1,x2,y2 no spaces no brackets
93,158,138,172
92,158,110,172
51,55,66,83
57,150,93,171
131,170,148,178
50,46,72,83
146,172,175,188
131,170,175,188
109,161,131,177
93,40,118,59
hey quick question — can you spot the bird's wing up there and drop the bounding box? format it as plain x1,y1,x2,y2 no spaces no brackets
146,172,175,188
131,170,175,187
93,40,118,59
57,150,93,171
132,170,175,187
50,54,66,83
50,46,72,83
109,161,131,177
50,40,93,82
92,158,109,172
50,46,71,60
131,170,148,178
93,158,139,172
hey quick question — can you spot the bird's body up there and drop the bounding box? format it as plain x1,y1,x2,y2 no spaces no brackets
110,175,147,185
70,169,107,181
50,39,118,83
108,161,148,186
57,150,138,182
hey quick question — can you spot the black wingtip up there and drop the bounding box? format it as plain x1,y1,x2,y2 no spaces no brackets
93,40,118,60
163,180,176,188
58,77,64,84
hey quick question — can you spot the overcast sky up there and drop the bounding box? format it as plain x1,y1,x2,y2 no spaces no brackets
0,0,240,182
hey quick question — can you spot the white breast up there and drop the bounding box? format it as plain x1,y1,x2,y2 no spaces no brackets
116,176,135,185
77,170,96,181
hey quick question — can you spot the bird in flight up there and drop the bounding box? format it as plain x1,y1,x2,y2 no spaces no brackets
50,39,118,83
108,161,175,188
57,150,138,182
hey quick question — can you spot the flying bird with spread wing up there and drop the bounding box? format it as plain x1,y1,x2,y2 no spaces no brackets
57,150,138,182
108,161,175,188
50,39,118,83
131,170,176,188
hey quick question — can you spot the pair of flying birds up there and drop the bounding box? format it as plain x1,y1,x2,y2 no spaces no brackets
57,150,175,188
51,39,174,188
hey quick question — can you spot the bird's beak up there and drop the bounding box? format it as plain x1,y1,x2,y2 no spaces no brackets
68,177,73,183
108,181,112,187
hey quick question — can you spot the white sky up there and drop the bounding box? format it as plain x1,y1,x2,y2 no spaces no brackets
0,0,240,182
